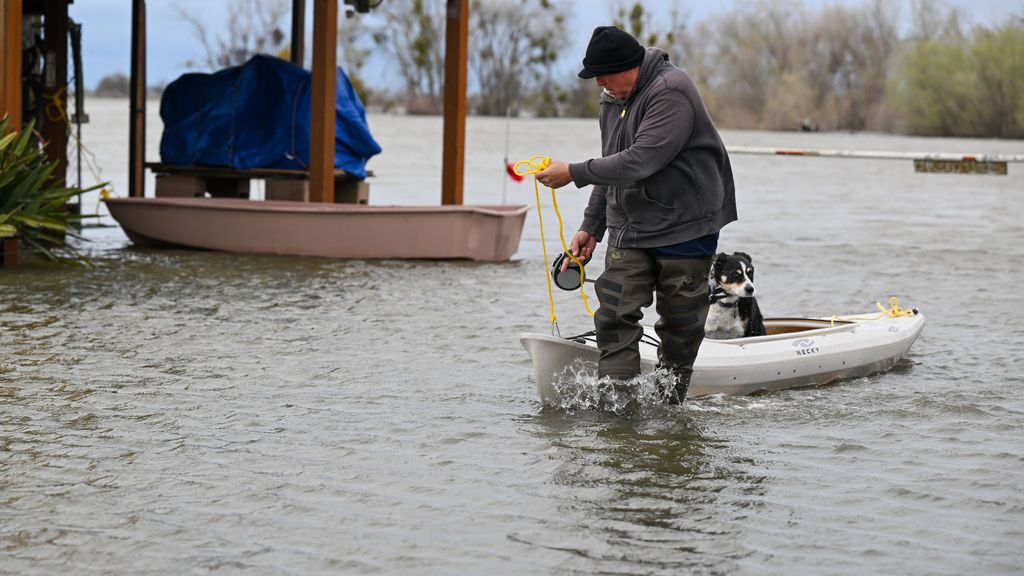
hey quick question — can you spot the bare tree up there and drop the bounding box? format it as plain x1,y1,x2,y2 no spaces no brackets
469,0,568,117
803,0,900,130
370,0,447,113
907,0,966,42
609,0,663,46
709,0,807,128
339,13,373,101
176,0,289,70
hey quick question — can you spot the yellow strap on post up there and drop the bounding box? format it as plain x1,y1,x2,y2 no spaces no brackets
42,86,115,202
512,156,595,328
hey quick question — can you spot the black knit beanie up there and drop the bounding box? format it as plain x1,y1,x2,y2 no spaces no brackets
578,26,645,79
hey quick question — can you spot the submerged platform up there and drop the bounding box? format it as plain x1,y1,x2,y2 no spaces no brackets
105,197,529,261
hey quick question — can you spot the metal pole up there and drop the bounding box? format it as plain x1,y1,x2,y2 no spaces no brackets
42,0,68,189
291,0,305,68
502,105,510,205
70,19,86,189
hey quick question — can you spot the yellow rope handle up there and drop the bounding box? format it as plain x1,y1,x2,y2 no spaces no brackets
831,296,917,323
876,296,916,318
524,159,557,325
513,156,595,321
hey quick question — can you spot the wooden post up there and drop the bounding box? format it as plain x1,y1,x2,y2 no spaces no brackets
291,0,305,68
2,3,27,266
1,238,17,267
441,0,468,206
41,0,68,187
129,0,146,197
0,0,22,130
309,0,336,204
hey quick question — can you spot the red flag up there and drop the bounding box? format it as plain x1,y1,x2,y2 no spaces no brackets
506,162,525,182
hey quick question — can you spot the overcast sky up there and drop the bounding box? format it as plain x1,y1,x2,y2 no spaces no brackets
68,0,1024,90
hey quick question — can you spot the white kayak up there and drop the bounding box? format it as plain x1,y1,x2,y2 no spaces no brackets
520,308,925,405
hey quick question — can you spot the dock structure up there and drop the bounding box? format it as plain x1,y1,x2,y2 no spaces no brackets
2,0,76,266
3,0,529,263
2,0,70,180
124,0,474,207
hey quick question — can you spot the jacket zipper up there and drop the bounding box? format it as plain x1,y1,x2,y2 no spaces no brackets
615,103,628,246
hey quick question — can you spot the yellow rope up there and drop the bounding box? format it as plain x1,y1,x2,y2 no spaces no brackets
42,86,115,205
831,296,917,324
512,156,595,326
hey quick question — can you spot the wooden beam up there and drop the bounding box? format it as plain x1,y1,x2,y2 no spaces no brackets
41,0,68,187
441,0,468,206
309,0,337,204
0,0,22,131
291,0,305,67
129,0,146,197
1,238,18,267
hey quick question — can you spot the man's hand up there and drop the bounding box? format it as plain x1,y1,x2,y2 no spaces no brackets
536,160,572,189
561,230,598,271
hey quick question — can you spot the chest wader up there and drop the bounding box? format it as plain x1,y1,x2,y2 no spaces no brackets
593,248,713,401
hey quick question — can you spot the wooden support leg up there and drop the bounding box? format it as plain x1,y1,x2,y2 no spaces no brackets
266,178,369,204
334,178,369,204
1,238,18,267
155,174,206,197
265,179,309,202
206,178,251,198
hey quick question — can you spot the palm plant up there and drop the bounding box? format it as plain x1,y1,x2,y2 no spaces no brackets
0,117,101,266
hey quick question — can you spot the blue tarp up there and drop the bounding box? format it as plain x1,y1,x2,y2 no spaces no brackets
159,55,381,179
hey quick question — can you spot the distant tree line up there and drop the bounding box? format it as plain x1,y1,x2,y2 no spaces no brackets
363,0,571,116
364,0,1024,138
91,72,163,98
92,0,1022,138
620,0,1024,138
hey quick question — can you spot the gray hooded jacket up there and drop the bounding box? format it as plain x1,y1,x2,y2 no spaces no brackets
569,48,737,248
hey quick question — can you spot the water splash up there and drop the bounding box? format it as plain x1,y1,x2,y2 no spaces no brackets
551,358,682,415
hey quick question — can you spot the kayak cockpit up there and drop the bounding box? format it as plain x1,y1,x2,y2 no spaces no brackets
706,317,857,345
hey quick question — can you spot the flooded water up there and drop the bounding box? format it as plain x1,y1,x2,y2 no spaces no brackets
2,99,1023,574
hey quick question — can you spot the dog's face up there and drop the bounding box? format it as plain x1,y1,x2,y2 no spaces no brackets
711,252,756,298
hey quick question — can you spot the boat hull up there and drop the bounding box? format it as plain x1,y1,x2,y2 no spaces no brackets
520,313,925,403
105,197,530,261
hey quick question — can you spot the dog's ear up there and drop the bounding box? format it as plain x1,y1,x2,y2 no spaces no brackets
733,251,752,264
711,252,726,274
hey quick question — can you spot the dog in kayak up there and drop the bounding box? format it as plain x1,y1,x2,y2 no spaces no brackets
705,252,767,339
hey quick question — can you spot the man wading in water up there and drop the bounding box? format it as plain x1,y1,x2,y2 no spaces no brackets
536,26,737,403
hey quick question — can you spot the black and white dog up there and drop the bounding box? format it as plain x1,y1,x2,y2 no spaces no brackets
704,252,767,339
